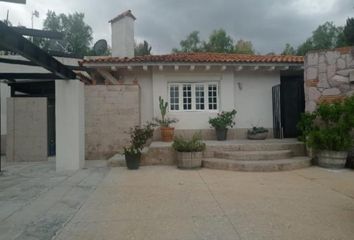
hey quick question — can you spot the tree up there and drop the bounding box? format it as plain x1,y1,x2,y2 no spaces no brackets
172,31,203,53
343,18,354,45
134,40,152,56
234,39,254,54
281,43,296,55
203,29,234,53
40,10,93,56
296,22,344,55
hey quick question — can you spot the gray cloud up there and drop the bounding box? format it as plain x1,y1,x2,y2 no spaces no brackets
0,0,353,54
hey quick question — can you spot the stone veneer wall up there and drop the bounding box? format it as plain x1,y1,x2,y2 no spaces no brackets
304,47,354,112
85,85,140,160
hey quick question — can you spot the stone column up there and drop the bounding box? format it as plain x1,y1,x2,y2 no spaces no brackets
55,80,85,171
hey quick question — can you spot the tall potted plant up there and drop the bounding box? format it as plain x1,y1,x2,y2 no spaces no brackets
124,122,155,170
208,110,237,141
154,96,177,142
172,133,206,169
305,96,354,169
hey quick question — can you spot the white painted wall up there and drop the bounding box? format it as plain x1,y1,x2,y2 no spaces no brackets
111,16,135,57
234,71,280,128
152,69,235,129
1,83,10,134
55,80,85,171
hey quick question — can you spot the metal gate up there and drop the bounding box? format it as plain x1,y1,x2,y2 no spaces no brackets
272,84,282,138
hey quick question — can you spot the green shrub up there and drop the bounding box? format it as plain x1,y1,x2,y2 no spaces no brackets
172,133,206,152
305,96,354,151
297,112,316,142
124,122,156,155
248,126,268,135
208,110,237,130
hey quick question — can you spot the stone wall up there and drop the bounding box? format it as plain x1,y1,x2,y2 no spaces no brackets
85,85,140,160
304,47,354,112
7,98,48,162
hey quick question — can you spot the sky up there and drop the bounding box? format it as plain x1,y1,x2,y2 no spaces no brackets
0,0,353,54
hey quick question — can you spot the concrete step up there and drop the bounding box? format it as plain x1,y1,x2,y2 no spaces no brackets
214,150,293,161
203,157,311,172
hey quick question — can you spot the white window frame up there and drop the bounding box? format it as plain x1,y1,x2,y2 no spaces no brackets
168,82,219,112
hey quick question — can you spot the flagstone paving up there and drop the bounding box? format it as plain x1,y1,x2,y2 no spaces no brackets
1,160,354,240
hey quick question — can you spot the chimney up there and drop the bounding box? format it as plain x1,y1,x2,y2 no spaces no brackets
109,10,136,58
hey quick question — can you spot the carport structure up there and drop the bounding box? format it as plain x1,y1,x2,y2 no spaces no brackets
0,20,85,171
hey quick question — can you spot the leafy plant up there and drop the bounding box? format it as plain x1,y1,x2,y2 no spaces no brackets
172,133,206,152
297,112,317,142
124,122,156,156
209,110,237,130
306,96,354,151
248,126,268,135
154,96,177,127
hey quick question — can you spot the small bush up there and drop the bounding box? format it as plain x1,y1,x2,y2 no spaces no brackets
209,110,237,130
124,122,156,155
248,126,268,135
172,133,206,152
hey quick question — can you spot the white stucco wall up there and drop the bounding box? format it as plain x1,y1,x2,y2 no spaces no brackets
111,17,135,57
1,83,10,134
234,71,280,128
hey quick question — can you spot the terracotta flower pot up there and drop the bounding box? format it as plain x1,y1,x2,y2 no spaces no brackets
160,126,174,142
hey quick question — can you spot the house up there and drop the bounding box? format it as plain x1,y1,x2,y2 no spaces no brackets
81,10,305,158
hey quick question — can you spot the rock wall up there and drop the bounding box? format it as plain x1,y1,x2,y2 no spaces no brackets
304,47,354,112
85,85,140,160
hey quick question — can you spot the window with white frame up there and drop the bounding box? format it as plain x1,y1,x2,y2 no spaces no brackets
168,82,218,111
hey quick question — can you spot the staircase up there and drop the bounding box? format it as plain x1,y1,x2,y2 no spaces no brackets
202,140,311,172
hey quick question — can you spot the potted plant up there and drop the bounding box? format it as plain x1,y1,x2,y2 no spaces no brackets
154,96,177,142
247,126,269,140
172,133,206,169
306,96,354,169
208,109,237,141
123,122,155,170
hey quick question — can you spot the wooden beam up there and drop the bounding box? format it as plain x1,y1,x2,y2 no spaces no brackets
190,65,195,71
267,66,275,71
111,66,117,71
174,65,179,71
205,65,210,71
281,66,290,71
221,66,227,71
127,66,133,71
159,65,163,71
143,65,148,71
252,66,259,71
11,27,64,40
0,73,58,80
97,69,119,84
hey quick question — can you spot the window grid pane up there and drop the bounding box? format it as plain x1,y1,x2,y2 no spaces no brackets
183,84,192,110
170,85,179,110
195,85,205,110
208,84,217,110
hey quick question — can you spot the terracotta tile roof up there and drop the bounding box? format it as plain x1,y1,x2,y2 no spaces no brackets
109,10,136,23
81,53,304,65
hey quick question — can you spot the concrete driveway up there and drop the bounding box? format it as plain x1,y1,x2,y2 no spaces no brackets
1,161,354,240
56,166,354,240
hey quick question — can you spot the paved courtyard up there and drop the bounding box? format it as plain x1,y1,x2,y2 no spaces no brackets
1,161,354,240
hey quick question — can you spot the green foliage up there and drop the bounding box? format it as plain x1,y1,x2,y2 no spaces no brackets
209,110,237,130
248,127,268,135
296,22,345,55
203,29,234,53
135,40,152,56
343,18,354,45
39,10,93,56
124,122,156,155
234,39,255,54
172,133,206,152
304,96,354,151
281,43,296,55
297,112,316,142
173,31,203,53
154,96,177,127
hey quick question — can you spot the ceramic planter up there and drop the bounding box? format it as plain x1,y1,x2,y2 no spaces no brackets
125,152,141,170
215,128,228,141
317,150,348,169
176,151,203,169
160,126,174,142
247,131,268,140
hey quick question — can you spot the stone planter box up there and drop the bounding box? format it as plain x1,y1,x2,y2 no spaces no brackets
176,151,203,169
317,150,348,169
247,132,268,140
